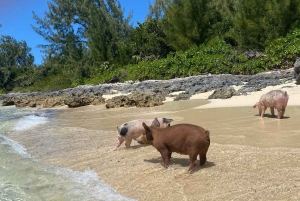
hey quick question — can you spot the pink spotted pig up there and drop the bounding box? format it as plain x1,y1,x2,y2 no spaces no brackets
253,90,289,119
114,118,173,150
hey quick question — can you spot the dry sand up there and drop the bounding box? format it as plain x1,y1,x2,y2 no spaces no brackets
10,81,300,201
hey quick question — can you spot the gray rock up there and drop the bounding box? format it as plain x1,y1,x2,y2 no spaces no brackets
208,87,239,99
105,91,165,109
174,92,191,101
0,68,294,108
294,58,300,84
64,93,105,108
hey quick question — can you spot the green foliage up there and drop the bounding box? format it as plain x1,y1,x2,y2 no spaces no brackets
120,41,263,81
129,19,173,61
0,36,35,91
32,0,132,66
230,0,300,49
160,0,223,51
0,35,34,67
264,28,300,69
3,0,300,94
119,32,300,82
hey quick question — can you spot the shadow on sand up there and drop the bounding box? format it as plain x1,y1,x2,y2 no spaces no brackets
254,114,290,119
144,156,215,172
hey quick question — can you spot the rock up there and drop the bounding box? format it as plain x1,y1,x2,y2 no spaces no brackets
208,87,239,99
2,97,15,106
64,93,105,108
11,94,67,108
174,92,191,101
128,91,165,107
244,51,266,59
106,75,120,83
105,95,131,109
294,58,300,84
0,68,294,108
105,91,165,109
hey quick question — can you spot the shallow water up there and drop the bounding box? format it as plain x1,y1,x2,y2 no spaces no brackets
0,102,134,201
3,99,300,200
54,99,300,148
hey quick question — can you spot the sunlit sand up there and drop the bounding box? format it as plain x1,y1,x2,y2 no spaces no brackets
9,81,300,200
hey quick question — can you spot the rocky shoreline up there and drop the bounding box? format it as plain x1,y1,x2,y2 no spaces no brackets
0,68,296,109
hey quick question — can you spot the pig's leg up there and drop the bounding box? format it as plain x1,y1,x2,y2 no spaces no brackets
282,107,286,118
125,137,133,149
199,153,207,166
188,154,198,172
114,135,124,150
260,106,266,118
168,151,172,160
270,107,275,117
159,148,170,168
277,107,284,119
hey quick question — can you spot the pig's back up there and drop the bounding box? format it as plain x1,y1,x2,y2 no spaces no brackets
161,124,209,154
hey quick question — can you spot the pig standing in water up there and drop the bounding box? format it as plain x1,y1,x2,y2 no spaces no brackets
114,118,173,150
253,90,289,119
142,118,210,172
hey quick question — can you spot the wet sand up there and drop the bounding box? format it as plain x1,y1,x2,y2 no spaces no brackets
9,87,300,200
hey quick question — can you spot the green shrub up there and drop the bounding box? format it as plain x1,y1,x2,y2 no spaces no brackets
264,28,300,69
6,28,300,93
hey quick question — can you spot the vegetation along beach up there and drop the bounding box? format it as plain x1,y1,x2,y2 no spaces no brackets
1,0,300,200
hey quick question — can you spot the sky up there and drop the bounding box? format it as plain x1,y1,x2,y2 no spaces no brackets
0,0,154,65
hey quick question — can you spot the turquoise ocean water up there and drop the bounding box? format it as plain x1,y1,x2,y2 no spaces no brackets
0,101,134,201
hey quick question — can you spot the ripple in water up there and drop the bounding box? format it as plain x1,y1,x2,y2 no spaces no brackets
13,114,47,131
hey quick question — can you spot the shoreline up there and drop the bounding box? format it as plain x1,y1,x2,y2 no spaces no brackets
3,68,300,200
0,68,295,109
7,84,300,200
192,81,300,109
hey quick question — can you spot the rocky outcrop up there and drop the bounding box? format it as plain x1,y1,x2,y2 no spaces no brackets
105,91,165,109
2,94,67,108
294,58,300,84
0,68,296,108
208,87,239,99
173,92,191,101
64,93,105,108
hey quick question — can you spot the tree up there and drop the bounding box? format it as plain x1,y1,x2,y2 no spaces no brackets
147,0,172,20
31,0,132,66
129,19,173,61
231,0,300,49
0,35,34,90
32,0,87,63
157,0,223,51
0,35,34,67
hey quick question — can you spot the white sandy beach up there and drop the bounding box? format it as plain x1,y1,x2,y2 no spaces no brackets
8,79,300,201
191,81,300,108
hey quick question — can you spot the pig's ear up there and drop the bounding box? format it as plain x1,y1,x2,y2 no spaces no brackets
142,122,154,141
142,122,149,130
163,118,173,124
152,118,160,127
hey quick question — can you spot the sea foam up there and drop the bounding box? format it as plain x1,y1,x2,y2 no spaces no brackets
0,135,31,158
13,114,48,131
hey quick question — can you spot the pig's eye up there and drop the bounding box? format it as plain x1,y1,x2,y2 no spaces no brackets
168,124,170,127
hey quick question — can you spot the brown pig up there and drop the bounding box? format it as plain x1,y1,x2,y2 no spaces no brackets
114,118,173,150
142,118,210,172
253,90,289,119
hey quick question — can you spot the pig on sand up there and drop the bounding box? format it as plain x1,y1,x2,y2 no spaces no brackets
253,90,289,119
142,118,210,172
114,118,173,150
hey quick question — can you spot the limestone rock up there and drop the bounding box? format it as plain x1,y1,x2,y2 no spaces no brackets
294,58,300,84
105,91,165,109
208,87,239,99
